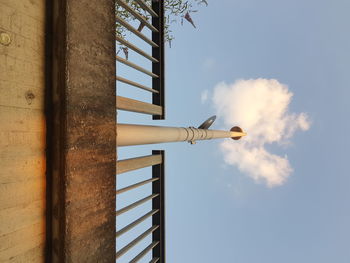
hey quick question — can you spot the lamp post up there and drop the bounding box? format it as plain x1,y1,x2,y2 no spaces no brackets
117,116,246,147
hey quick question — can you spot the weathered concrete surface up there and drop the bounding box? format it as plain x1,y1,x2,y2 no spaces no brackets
51,0,116,262
0,0,46,261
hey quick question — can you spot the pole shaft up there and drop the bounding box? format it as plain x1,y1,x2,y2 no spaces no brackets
117,124,233,146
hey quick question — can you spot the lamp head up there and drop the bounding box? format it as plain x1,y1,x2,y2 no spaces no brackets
230,126,246,140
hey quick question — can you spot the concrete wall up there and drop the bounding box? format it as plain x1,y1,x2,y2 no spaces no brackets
0,0,46,261
51,0,116,261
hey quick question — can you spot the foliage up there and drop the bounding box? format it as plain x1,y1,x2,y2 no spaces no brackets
116,0,208,46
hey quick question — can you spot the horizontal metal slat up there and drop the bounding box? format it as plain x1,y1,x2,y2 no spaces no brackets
116,225,159,259
116,76,158,93
117,96,162,115
116,194,159,216
134,0,158,17
116,35,158,63
116,178,159,195
116,56,159,78
150,258,160,263
115,16,158,47
117,154,163,174
116,0,158,32
116,209,159,238
130,241,160,263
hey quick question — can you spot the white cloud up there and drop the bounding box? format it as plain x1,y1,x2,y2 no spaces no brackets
212,78,310,187
201,89,209,104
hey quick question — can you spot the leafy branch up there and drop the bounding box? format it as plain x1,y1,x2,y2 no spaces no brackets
116,0,208,54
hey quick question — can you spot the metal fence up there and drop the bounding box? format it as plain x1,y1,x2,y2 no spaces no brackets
116,0,165,262
116,0,165,120
116,151,165,262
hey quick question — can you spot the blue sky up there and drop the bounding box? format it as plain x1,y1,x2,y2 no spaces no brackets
117,0,350,262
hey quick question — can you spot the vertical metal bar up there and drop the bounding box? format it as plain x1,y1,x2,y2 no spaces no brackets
116,0,158,32
116,178,159,195
116,35,158,62
134,0,158,17
152,150,165,262
116,225,159,259
116,194,159,216
116,209,159,238
129,241,159,263
117,154,163,174
116,56,159,78
152,0,165,120
115,15,158,47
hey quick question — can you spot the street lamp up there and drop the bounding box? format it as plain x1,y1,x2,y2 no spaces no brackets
117,116,246,146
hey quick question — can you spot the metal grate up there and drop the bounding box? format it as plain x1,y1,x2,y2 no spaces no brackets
116,0,165,119
116,151,165,262
116,0,166,261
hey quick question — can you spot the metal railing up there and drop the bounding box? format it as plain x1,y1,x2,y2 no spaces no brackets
116,0,165,120
116,151,165,262
116,1,166,261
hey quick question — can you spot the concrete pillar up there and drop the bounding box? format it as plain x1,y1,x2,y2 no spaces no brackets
51,0,116,261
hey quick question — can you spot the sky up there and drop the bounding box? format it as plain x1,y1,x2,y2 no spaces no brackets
116,1,350,262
